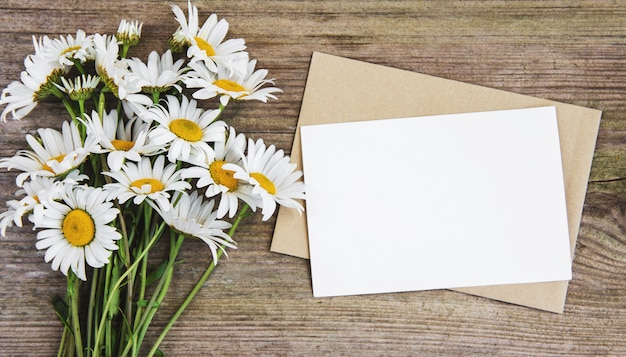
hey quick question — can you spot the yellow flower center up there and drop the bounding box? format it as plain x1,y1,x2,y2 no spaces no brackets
209,160,238,192
214,79,247,93
111,139,135,151
62,209,95,247
42,154,67,173
130,178,165,193
194,36,216,57
250,172,276,195
60,45,82,56
169,119,203,142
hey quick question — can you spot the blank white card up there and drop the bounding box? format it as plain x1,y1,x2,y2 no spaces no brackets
301,106,572,297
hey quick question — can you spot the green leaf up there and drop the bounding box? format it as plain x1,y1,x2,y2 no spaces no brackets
107,261,123,318
154,349,165,357
51,295,69,325
136,300,148,307
136,300,160,308
146,260,168,286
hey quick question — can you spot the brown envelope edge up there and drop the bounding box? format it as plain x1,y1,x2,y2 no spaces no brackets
272,52,602,313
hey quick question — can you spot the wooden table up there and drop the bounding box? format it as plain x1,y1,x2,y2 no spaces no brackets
1,1,625,355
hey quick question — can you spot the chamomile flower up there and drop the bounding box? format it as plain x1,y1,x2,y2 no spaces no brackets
146,95,227,163
171,0,248,75
31,35,53,58
0,201,21,237
0,177,58,236
0,55,65,121
153,191,234,264
82,109,161,171
126,50,187,96
93,34,149,104
94,34,127,93
34,185,121,281
0,120,98,186
182,127,259,218
169,0,199,50
13,176,65,227
185,59,281,106
117,19,143,47
230,138,305,221
41,30,96,68
103,155,191,209
56,74,101,102
0,171,87,235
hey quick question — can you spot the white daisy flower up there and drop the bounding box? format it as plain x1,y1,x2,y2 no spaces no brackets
34,185,121,281
40,30,96,68
185,59,281,106
171,0,248,75
153,190,234,264
82,109,161,171
0,200,21,237
230,138,305,221
182,127,259,218
0,170,87,235
93,34,149,104
11,176,64,227
117,19,143,47
31,34,53,57
187,16,248,76
146,95,227,163
126,50,187,97
0,54,65,121
0,120,99,186
103,155,191,209
168,0,198,52
56,74,100,101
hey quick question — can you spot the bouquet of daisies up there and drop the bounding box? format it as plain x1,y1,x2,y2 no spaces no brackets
0,1,305,356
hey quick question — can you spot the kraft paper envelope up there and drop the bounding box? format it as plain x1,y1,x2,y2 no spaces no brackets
272,52,602,313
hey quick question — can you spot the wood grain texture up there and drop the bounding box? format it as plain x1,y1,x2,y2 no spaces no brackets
1,0,625,356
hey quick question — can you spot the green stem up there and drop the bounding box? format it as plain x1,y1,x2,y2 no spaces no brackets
92,221,166,355
152,92,160,105
135,203,151,316
215,102,227,121
86,269,99,357
119,202,154,357
74,60,87,75
90,268,104,357
146,204,250,357
132,233,185,355
113,202,133,340
133,210,151,354
58,324,71,357
69,273,84,357
105,318,112,357
121,44,130,58
75,98,88,142
125,236,149,357
62,96,79,122
78,99,86,119
100,261,113,357
98,90,106,119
